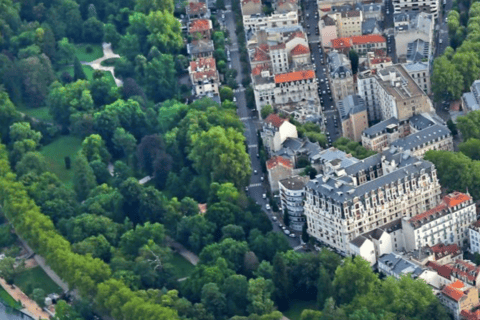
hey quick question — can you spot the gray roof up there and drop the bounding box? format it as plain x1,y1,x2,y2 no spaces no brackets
402,61,428,73
406,39,430,62
279,175,307,190
379,253,424,277
361,3,382,12
187,40,214,55
390,124,451,151
464,92,480,111
328,51,352,78
350,235,368,248
409,114,434,131
338,94,366,121
362,117,399,137
313,147,359,167
275,137,323,162
307,149,433,205
362,18,379,34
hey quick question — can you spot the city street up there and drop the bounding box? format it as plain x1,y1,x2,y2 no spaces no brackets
223,0,302,249
436,0,452,57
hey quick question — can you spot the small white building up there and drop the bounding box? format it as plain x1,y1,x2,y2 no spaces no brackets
279,176,309,231
261,114,298,153
468,221,480,254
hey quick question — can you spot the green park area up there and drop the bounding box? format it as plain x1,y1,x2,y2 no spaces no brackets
75,43,103,62
169,252,195,279
0,286,21,309
14,267,63,296
16,106,53,122
40,136,83,187
283,300,318,320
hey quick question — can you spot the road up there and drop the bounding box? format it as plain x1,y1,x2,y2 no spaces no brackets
302,0,342,144
435,0,452,57
222,0,302,249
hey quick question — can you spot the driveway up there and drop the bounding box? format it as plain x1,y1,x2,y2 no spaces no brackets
81,43,123,87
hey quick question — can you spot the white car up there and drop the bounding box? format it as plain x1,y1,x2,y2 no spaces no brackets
289,233,296,238
262,193,267,199
266,204,271,210
233,97,237,102
272,216,277,221
284,229,290,235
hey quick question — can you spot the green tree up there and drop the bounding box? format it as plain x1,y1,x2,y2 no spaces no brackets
81,134,111,163
272,254,289,310
221,224,245,241
17,54,55,107
320,298,347,320
135,0,174,13
82,17,104,43
56,38,76,65
317,266,332,308
201,283,227,320
0,257,22,285
457,110,480,140
431,55,464,101
73,153,97,201
301,223,309,243
74,56,87,81
220,86,234,101
222,274,249,316
0,225,15,248
32,288,46,307
52,300,84,320
15,151,47,177
0,90,19,140
113,128,137,160
145,10,183,53
247,277,274,316
261,105,274,119
459,138,480,160
301,310,322,320
349,49,359,74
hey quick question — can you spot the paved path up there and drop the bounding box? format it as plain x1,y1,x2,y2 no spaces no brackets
138,176,152,185
82,43,123,87
0,278,51,320
165,236,199,266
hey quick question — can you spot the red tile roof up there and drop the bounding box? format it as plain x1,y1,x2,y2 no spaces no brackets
251,63,271,76
266,155,293,170
252,45,270,62
451,279,465,289
188,2,207,14
461,308,480,320
430,243,462,260
286,31,306,42
341,10,361,18
193,70,218,81
427,261,453,279
320,7,331,12
442,282,465,302
370,57,391,64
270,43,286,50
274,70,315,83
265,113,287,128
291,44,310,55
444,191,472,207
453,259,480,283
331,37,352,49
190,57,216,71
409,203,448,223
351,34,386,45
189,19,211,32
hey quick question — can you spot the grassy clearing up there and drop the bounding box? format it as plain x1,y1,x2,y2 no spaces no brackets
14,267,63,295
75,43,103,62
17,106,53,122
101,58,118,66
57,65,117,87
0,286,21,309
169,252,195,279
283,300,318,320
40,136,83,188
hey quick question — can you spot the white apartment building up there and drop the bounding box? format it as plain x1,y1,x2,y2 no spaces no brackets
243,11,299,33
403,62,431,95
252,69,276,110
393,0,439,18
270,43,289,74
188,57,220,97
327,51,355,103
395,12,434,62
273,70,319,104
304,149,441,255
468,221,480,254
279,176,309,231
402,192,476,251
261,113,298,153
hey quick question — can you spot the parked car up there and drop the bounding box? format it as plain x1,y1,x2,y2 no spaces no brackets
260,176,264,181
262,193,267,199
289,233,296,238
284,229,290,235
233,97,237,102
245,186,249,191
272,216,277,221
266,204,271,210
254,170,258,174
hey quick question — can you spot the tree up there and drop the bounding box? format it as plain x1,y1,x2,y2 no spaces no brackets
17,54,55,107
201,283,227,320
145,10,183,53
104,23,121,47
317,266,333,308
247,277,274,316
74,56,87,81
53,300,83,320
431,55,464,101
56,37,76,65
301,310,322,320
447,119,458,136
221,224,245,241
90,160,111,184
254,261,273,280
73,153,97,201
113,128,137,159
136,134,172,188
0,257,21,285
0,90,19,140
82,17,104,43
32,288,46,307
15,152,47,177
135,0,174,14
222,274,249,316
272,254,289,310
320,298,347,320
302,223,310,243
261,105,274,119
349,49,359,74
119,222,166,257
220,86,234,101
81,134,111,163
459,138,480,160
0,225,15,248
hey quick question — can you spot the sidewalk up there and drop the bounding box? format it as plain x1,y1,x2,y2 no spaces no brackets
165,236,199,266
0,278,50,320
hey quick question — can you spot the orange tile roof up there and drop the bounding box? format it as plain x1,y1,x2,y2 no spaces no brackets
442,283,465,302
286,31,306,42
453,259,480,283
461,308,480,320
444,191,472,207
190,57,216,71
274,70,315,83
266,155,293,170
409,203,448,223
451,279,465,289
198,203,207,214
189,19,211,32
331,37,352,49
370,57,391,64
265,113,287,128
351,34,386,45
251,63,271,76
291,44,310,55
427,261,453,279
188,2,207,14
270,43,286,50
193,70,218,81
252,45,270,62
430,243,462,260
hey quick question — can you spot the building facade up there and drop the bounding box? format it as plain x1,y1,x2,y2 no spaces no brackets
334,10,363,38
188,57,220,96
468,221,480,254
440,281,479,320
327,51,355,103
273,70,319,104
392,0,439,18
338,94,368,142
261,113,298,153
241,0,262,16
403,62,431,95
267,156,294,193
279,176,308,231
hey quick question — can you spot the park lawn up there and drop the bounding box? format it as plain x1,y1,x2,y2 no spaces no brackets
0,286,21,309
75,43,103,62
169,252,195,279
283,300,318,320
40,136,83,188
57,65,117,87
14,267,63,295
16,106,53,122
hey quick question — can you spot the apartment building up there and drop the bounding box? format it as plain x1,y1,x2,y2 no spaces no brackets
393,0,439,18
270,43,289,74
378,252,424,279
188,57,220,96
338,94,368,142
186,40,215,59
402,192,476,251
462,80,480,112
362,118,405,152
327,51,355,103
319,15,338,49
273,70,319,104
279,176,309,231
304,148,441,254
252,68,275,110
334,10,363,38
357,65,433,121
275,137,323,168
390,124,453,158
274,0,299,14
188,19,213,39
186,2,208,20
361,3,383,20
403,62,431,95
243,11,299,33
331,34,387,55
440,281,479,320
395,12,434,62
241,0,262,16
468,221,480,254
267,156,294,193
261,113,298,152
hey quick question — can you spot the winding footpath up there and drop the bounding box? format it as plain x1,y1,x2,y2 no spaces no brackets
81,43,123,87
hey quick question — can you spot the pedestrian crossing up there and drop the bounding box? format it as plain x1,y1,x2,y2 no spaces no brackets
248,144,258,148
234,88,245,92
240,117,252,121
249,183,262,187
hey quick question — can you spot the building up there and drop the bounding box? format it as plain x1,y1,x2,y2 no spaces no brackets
357,65,433,121
243,11,299,33
275,137,323,168
366,51,392,71
314,147,359,174
270,43,289,74
304,148,441,254
393,0,439,18
378,252,424,279
403,62,431,95
267,156,294,193
338,94,368,142
252,68,276,111
334,10,363,38
331,35,387,55
468,221,480,254
327,51,355,103
279,176,309,231
402,192,476,251
319,15,338,49
361,3,383,20
410,243,463,266
188,19,213,39
188,57,220,97
440,281,479,320
241,0,262,16
462,80,480,112
390,124,453,158
274,0,299,14
461,307,480,320
350,236,376,265
187,40,215,59
290,44,311,66
394,13,434,62
186,2,208,20
261,113,298,153
361,117,405,152
362,18,381,35
273,70,319,104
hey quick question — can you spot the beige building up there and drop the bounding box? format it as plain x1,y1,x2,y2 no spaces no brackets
261,113,298,153
403,62,431,95
319,15,338,49
394,12,434,62
327,51,355,103
331,34,387,55
332,10,363,38
273,70,319,104
267,156,294,193
241,0,262,16
338,95,368,142
361,118,406,152
304,149,441,255
188,57,220,96
440,281,479,320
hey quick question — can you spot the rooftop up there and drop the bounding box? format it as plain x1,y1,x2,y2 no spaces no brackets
252,44,270,62
351,34,386,45
328,51,352,77
376,64,426,104
190,57,216,71
274,70,315,83
291,44,310,55
390,124,451,151
406,39,430,63
265,113,287,128
280,175,308,190
427,260,454,279
187,2,207,14
338,94,366,121
362,117,399,137
187,40,215,55
266,155,294,170
189,19,212,32
350,235,368,248
341,10,361,18
442,281,465,302
379,252,424,278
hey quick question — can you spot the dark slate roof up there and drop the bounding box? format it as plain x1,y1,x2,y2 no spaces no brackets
338,94,366,121
406,39,430,62
350,235,368,248
187,40,215,55
409,114,434,131
328,51,352,78
379,253,424,277
362,18,379,34
362,117,399,137
279,175,308,190
390,124,451,151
